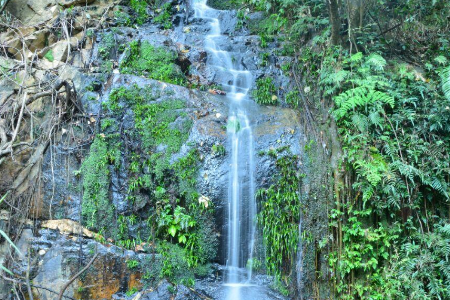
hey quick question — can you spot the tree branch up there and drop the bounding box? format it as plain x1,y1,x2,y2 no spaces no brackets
57,252,99,300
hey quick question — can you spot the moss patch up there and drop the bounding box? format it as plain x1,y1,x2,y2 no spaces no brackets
81,134,121,237
120,41,185,85
80,83,218,286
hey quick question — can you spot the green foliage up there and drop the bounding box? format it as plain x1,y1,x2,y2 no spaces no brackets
386,222,450,299
158,242,195,284
324,51,450,299
153,2,172,29
127,259,139,269
333,86,394,120
441,66,450,101
207,0,244,10
285,90,300,108
120,41,185,85
246,258,262,272
257,147,302,282
114,10,132,26
126,287,139,297
44,49,54,62
97,32,116,75
81,135,119,237
129,0,151,25
99,84,217,285
211,144,226,156
329,205,400,299
253,77,277,105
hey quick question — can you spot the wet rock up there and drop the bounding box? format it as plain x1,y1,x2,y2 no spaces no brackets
218,11,237,35
58,0,95,8
28,229,147,300
40,143,82,221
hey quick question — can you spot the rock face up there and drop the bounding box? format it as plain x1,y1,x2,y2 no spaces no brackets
0,0,329,299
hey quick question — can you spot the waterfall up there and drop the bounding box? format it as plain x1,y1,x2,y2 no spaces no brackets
191,1,257,298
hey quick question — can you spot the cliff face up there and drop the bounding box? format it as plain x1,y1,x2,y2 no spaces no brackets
0,0,330,299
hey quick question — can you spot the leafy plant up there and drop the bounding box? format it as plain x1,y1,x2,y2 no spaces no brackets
253,77,277,105
44,49,54,62
258,147,302,282
153,2,172,29
127,259,139,269
441,66,450,101
0,193,22,275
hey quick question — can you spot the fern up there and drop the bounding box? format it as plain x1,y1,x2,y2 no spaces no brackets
333,87,394,120
441,66,450,101
366,53,387,71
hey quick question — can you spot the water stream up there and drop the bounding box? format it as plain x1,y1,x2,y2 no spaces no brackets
192,1,257,298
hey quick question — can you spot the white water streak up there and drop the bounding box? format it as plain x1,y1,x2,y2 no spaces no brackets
192,0,257,298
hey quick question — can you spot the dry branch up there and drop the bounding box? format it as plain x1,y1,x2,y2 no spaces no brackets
57,252,99,300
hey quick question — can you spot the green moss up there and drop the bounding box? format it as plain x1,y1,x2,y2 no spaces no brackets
253,77,277,105
120,41,185,85
153,2,172,29
97,32,116,74
212,144,226,156
83,84,218,284
81,135,119,237
114,10,132,26
129,0,151,25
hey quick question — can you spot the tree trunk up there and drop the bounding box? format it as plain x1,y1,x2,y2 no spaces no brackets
348,0,364,30
328,0,340,45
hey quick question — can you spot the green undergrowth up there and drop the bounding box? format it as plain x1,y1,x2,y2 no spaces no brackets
297,40,450,298
257,146,304,295
153,2,173,29
120,40,185,85
113,1,173,27
81,84,217,287
253,77,277,105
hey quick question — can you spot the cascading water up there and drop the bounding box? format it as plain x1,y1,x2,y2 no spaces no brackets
191,0,257,298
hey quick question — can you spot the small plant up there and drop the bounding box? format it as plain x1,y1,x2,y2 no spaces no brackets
130,0,151,25
260,52,269,66
44,49,54,62
212,144,226,156
246,258,262,272
127,259,139,269
126,287,139,297
253,77,277,105
120,41,185,85
153,2,172,29
281,62,291,73
285,90,300,108
114,10,132,26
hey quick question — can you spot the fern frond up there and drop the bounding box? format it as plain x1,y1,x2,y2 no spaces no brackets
441,66,450,101
334,87,394,120
366,53,387,71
